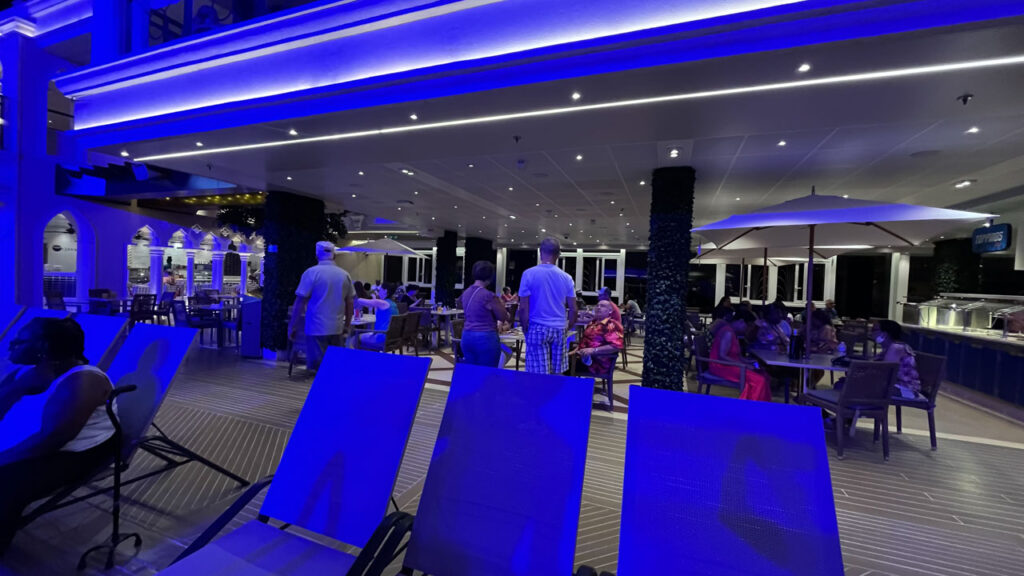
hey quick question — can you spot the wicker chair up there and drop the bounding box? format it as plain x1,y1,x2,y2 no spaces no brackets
354,313,407,353
892,352,946,450
804,361,898,461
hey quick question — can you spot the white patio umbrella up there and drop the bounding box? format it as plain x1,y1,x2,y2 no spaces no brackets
693,191,994,353
336,238,427,258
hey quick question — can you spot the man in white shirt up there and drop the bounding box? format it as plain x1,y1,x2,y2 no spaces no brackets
288,241,355,370
519,238,578,374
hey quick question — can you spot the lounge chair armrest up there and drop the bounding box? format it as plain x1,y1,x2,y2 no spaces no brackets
170,474,275,565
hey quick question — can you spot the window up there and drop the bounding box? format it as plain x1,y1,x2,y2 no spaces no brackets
603,259,617,291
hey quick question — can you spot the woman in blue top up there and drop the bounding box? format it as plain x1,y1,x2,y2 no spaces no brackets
356,281,399,347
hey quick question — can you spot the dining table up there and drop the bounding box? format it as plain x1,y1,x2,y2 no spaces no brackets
750,349,847,403
499,328,525,370
430,308,463,349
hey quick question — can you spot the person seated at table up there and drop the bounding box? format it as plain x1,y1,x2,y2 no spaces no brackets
622,295,642,318
751,304,792,353
400,284,423,308
596,287,623,324
501,286,519,304
572,301,624,379
457,261,509,367
824,299,839,321
708,310,771,402
809,309,839,354
355,281,399,347
872,320,922,399
0,318,117,554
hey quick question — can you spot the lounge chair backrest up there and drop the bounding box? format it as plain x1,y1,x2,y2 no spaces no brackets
840,360,897,407
401,310,420,341
0,304,26,341
617,387,844,575
912,352,946,403
260,347,431,548
104,324,198,462
72,313,130,371
403,364,593,575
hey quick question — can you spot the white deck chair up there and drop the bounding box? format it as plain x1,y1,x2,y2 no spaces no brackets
577,388,844,576
162,346,433,575
400,363,594,576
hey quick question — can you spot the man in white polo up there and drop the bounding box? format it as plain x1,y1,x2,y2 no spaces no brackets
519,237,578,374
288,241,355,370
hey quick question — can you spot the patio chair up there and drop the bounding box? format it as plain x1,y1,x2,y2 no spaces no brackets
153,292,175,325
398,364,594,575
161,347,432,575
71,313,130,371
88,298,116,315
692,335,746,396
570,343,619,411
450,317,465,361
803,360,898,460
171,300,219,345
412,308,440,349
17,324,248,569
576,388,844,576
126,293,157,325
401,308,422,355
354,313,407,353
892,352,946,450
45,292,67,311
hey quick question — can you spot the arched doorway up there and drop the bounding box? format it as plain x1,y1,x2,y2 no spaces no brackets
42,213,79,301
127,226,156,294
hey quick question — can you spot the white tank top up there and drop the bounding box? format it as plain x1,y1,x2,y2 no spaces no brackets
0,365,116,454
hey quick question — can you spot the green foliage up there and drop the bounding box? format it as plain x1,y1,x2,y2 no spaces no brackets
641,167,696,391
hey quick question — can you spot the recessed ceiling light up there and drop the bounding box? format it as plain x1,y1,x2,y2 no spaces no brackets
407,171,414,176
571,91,581,101
669,148,679,158
639,180,645,186
413,190,419,195
482,216,486,219
954,179,975,189
510,215,517,219
431,216,436,220
777,140,788,147
357,171,364,176
508,187,514,191
535,203,540,207
164,197,170,200
569,222,573,226
575,154,583,161
798,63,811,73
541,228,546,232
573,242,578,246
453,205,458,209
195,141,203,147
120,150,130,157
351,193,357,197
735,197,741,201
842,194,849,198
626,222,630,226
286,176,293,181
965,126,980,134
397,207,402,211
409,114,418,121
288,128,298,136
939,235,944,239
468,163,475,168
619,213,624,216
478,230,482,233
553,214,559,218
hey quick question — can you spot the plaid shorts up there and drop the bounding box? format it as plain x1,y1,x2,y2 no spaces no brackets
525,324,569,375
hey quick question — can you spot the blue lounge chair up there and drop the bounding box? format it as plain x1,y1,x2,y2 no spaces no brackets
399,363,594,576
578,388,844,576
161,347,432,575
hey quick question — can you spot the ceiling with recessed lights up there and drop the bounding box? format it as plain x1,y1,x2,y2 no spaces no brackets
95,19,1024,249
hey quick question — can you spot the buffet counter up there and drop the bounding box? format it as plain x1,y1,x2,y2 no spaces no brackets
902,324,1024,408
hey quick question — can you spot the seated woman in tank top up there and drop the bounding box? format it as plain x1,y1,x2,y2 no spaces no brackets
0,317,116,554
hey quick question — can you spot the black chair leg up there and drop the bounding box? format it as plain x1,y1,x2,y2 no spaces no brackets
882,414,890,461
928,410,938,451
873,419,880,443
895,405,902,433
605,379,613,411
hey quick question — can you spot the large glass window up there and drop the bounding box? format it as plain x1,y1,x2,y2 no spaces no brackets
603,259,617,291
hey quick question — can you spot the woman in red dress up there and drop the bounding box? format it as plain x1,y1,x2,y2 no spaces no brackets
709,310,772,402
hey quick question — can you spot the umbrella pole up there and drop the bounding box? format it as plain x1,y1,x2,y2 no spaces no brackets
762,247,768,306
805,224,815,359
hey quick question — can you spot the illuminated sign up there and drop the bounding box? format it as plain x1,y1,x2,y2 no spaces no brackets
972,223,1011,253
